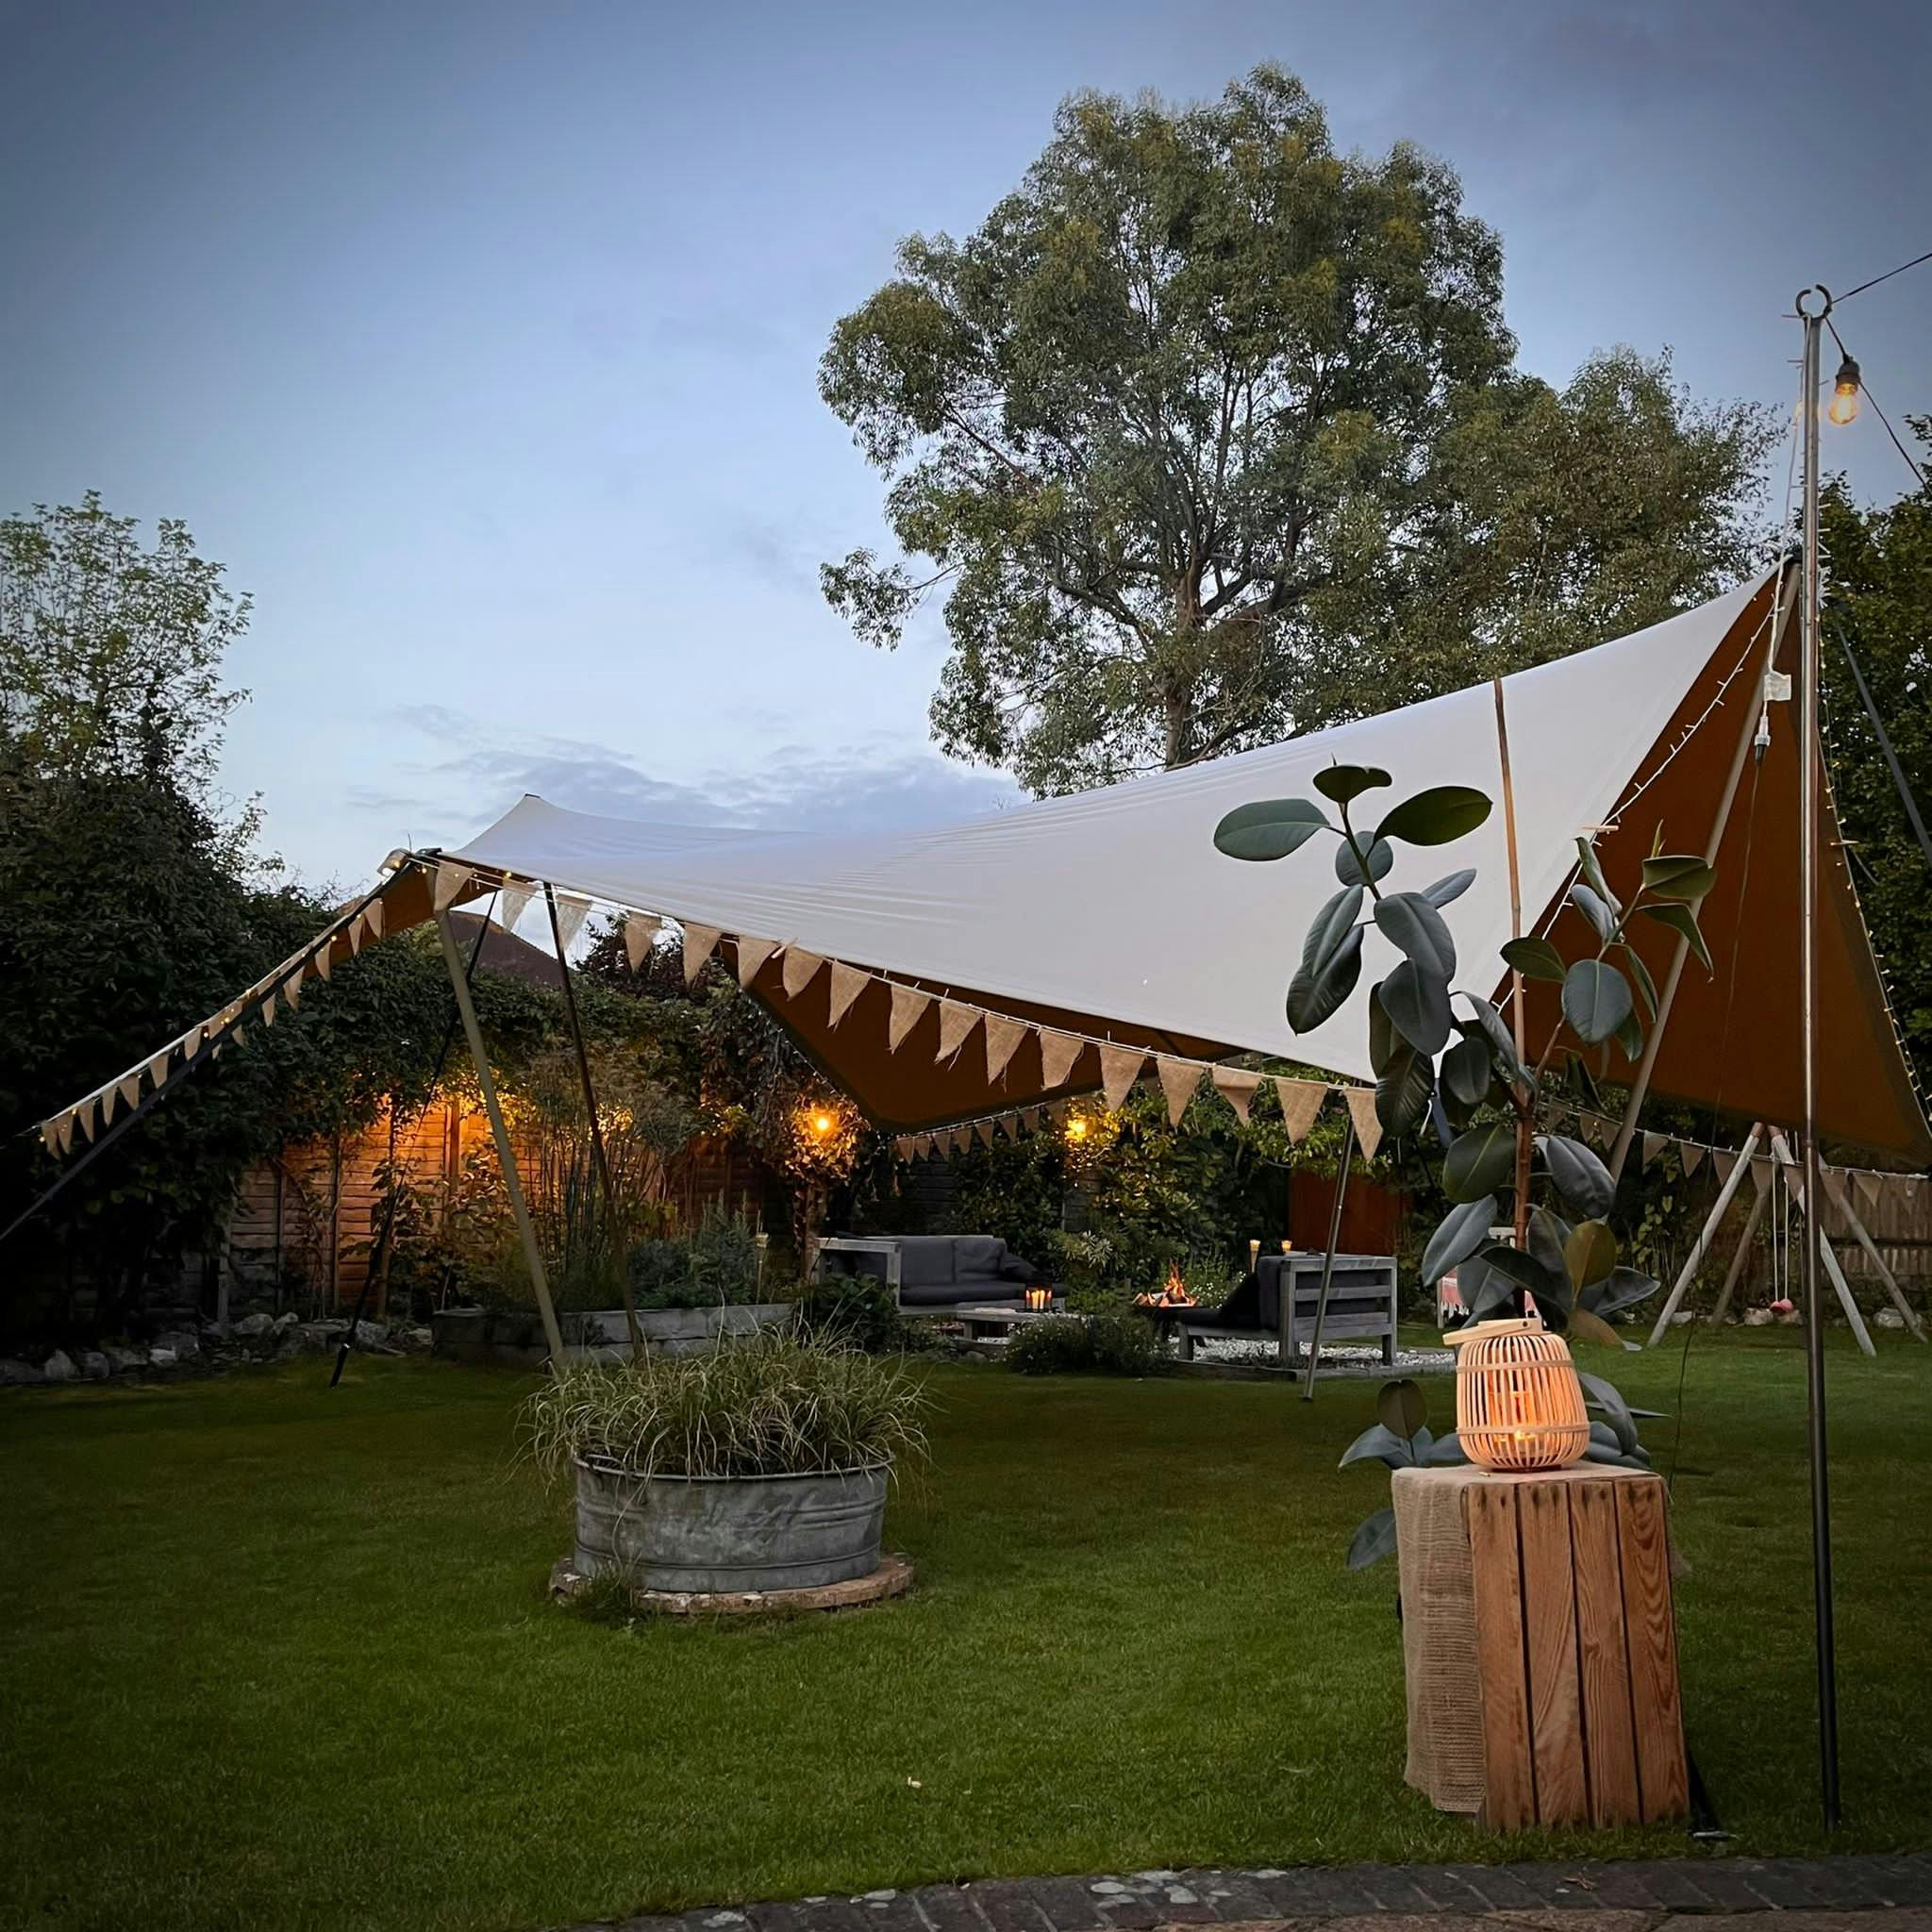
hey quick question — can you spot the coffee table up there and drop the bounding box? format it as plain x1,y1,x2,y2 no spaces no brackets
950,1301,1068,1339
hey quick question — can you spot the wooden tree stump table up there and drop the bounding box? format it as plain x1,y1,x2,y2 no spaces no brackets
1391,1463,1687,1832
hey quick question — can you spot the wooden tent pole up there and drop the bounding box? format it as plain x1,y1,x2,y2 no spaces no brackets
1707,1162,1771,1326
435,909,564,1361
1608,575,1797,1184
1298,1116,1357,1402
1645,1122,1764,1345
544,885,644,1352
1822,1169,1926,1341
1770,1130,1876,1357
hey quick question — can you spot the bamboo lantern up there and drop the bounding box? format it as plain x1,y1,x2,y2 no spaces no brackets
1447,1317,1591,1473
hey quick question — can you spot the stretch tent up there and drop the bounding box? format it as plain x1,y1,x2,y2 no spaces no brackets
33,572,1932,1166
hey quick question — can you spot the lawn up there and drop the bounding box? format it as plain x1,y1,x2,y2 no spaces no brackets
2,1331,1927,1932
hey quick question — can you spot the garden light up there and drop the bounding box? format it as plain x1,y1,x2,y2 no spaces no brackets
1828,352,1861,425
1447,1316,1591,1473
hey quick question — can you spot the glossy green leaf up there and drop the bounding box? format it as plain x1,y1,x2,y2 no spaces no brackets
1500,935,1567,983
1639,899,1712,971
1213,798,1329,861
1580,1266,1661,1316
1443,1120,1516,1202
1420,1195,1498,1283
1375,891,1457,980
1539,1133,1616,1218
1376,1378,1429,1441
1334,835,1393,886
1376,785,1492,847
1345,1506,1399,1570
1459,994,1528,1087
1641,854,1717,903
1576,1371,1641,1453
1564,1218,1618,1291
1613,1005,1644,1061
1563,958,1633,1043
1526,1203,1571,1283
1423,868,1476,908
1575,836,1622,917
1566,1304,1626,1350
1569,880,1618,942
1375,1032,1435,1140
1379,958,1451,1055
1441,1033,1492,1108
1314,764,1392,804
1287,926,1363,1033
1622,941,1658,1017
1340,1423,1416,1470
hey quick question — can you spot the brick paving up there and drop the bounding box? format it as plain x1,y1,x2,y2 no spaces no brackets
560,1855,1932,1932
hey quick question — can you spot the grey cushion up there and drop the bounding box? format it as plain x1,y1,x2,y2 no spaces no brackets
893,1238,958,1290
951,1235,1008,1281
899,1278,1024,1309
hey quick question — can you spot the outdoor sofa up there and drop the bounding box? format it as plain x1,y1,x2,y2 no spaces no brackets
1168,1251,1398,1364
814,1234,1048,1312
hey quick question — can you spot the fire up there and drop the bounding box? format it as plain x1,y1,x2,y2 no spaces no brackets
1136,1262,1196,1308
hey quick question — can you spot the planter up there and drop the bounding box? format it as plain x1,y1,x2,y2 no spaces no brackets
573,1456,889,1592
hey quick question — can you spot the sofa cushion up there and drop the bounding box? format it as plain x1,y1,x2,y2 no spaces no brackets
996,1250,1041,1282
899,1278,1023,1309
951,1235,1008,1282
893,1237,958,1290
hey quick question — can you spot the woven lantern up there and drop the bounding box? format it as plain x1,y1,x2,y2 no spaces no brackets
1447,1317,1591,1473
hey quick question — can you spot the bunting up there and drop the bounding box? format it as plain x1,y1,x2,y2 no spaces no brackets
1038,1029,1083,1090
780,948,824,998
550,894,591,953
1642,1131,1668,1170
682,922,722,983
1343,1086,1385,1162
936,1000,979,1063
1681,1143,1706,1177
432,860,471,914
1211,1067,1262,1124
624,913,662,972
826,961,869,1028
1275,1077,1327,1143
498,878,537,933
1099,1045,1146,1110
1158,1057,1202,1126
735,936,781,989
984,1013,1028,1085
888,983,931,1053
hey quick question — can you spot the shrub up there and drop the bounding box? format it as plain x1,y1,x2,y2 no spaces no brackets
626,1206,771,1309
799,1271,908,1354
1005,1311,1169,1377
523,1331,929,1481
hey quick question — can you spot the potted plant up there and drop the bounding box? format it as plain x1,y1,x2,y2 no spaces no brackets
525,1331,928,1592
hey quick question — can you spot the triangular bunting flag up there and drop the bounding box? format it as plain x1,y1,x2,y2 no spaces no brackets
117,1075,141,1113
736,936,781,989
972,1118,992,1148
888,983,932,1053
780,948,824,998
624,913,662,971
1855,1170,1884,1214
1157,1058,1201,1126
1681,1142,1706,1176
1038,1030,1084,1090
145,1051,170,1089
1344,1086,1385,1161
432,861,471,914
682,922,722,984
937,1001,979,1063
75,1099,97,1142
1642,1131,1667,1170
282,976,300,1011
950,1128,971,1157
551,894,591,953
1046,1099,1069,1123
826,961,869,1027
346,916,363,956
1274,1077,1327,1143
893,1135,916,1160
41,1120,61,1157
498,878,536,933
1099,1044,1146,1110
984,1014,1029,1085
313,942,333,981
1212,1067,1263,1124
259,993,277,1028
363,897,384,941
1712,1149,1737,1184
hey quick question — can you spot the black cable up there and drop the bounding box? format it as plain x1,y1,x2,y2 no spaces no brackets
1825,317,1927,489
1830,615,1932,877
1836,246,1932,305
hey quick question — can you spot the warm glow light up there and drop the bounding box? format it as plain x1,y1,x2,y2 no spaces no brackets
1065,1115,1090,1143
1449,1317,1590,1473
811,1111,835,1137
1829,352,1861,426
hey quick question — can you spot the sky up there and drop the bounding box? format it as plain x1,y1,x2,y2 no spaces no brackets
3,0,1927,897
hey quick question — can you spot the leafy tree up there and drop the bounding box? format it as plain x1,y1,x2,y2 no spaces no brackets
1822,429,1932,1095
821,66,1774,792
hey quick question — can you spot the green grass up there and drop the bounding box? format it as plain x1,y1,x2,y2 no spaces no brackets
1,1331,1927,1932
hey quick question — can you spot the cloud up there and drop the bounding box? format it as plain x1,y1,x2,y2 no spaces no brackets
365,705,1021,841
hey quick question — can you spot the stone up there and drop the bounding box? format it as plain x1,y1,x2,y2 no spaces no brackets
0,1357,45,1385
233,1312,274,1338
148,1347,178,1367
153,1328,201,1357
103,1346,148,1373
78,1351,110,1379
402,1326,434,1351
271,1310,298,1333
1875,1308,1906,1330
1742,1307,1774,1326
1670,1310,1694,1324
353,1319,389,1347
42,1349,76,1381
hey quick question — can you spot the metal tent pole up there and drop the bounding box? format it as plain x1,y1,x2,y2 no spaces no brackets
1299,1117,1357,1401
435,909,565,1362
1796,284,1841,1829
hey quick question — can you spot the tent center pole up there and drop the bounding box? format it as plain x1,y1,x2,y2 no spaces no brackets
435,909,565,1362
1298,1115,1357,1401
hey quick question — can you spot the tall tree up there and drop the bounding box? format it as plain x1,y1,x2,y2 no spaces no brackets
1821,430,1932,1097
821,66,1775,793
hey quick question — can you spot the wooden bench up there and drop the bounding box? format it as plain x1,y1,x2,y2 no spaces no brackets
1172,1252,1398,1365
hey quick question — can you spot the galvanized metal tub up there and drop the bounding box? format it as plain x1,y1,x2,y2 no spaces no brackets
573,1457,889,1592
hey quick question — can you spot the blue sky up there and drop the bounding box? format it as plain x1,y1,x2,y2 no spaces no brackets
3,0,1927,893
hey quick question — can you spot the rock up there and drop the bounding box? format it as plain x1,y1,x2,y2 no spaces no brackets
1742,1307,1774,1326
403,1326,433,1351
283,1323,339,1354
1670,1311,1694,1325
353,1319,389,1347
152,1328,200,1357
1776,1307,1801,1324
0,1357,45,1385
271,1310,298,1334
42,1349,76,1381
233,1312,274,1338
104,1345,148,1373
1875,1307,1906,1330
78,1351,110,1380
148,1347,178,1367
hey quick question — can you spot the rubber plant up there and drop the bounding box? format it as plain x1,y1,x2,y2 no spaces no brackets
1213,765,1708,1566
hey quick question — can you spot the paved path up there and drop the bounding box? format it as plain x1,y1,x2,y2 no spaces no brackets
561,1855,1932,1932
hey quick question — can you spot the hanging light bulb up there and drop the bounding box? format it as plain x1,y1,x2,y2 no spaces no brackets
1828,352,1861,425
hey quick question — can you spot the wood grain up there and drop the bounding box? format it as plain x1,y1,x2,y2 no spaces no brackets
1616,1476,1689,1820
1465,1481,1536,1830
1568,1478,1642,1825
1517,1479,1588,1824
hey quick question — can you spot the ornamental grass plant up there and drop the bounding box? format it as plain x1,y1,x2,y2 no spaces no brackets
524,1331,929,1482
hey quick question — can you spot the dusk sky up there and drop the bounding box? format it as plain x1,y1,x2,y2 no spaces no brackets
4,0,1927,896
